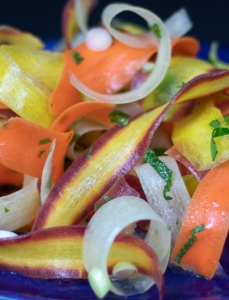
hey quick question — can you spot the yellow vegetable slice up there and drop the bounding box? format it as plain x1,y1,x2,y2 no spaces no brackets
172,97,229,170
0,49,55,128
1,45,63,92
0,25,44,49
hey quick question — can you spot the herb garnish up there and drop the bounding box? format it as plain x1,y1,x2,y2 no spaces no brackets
72,52,84,64
144,149,173,200
39,138,51,145
109,110,130,126
176,81,186,89
104,196,113,202
97,196,113,210
38,150,46,158
175,224,205,264
224,115,229,124
209,119,229,161
4,207,9,213
86,146,93,159
148,23,161,43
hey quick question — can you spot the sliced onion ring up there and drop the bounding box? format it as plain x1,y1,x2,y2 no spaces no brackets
83,196,171,297
40,139,56,205
165,8,193,39
0,177,40,231
74,0,89,35
70,4,171,104
135,157,190,248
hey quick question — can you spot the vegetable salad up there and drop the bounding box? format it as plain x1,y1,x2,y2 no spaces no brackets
0,0,229,298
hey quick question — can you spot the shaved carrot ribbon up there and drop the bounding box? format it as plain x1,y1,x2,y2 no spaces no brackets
0,118,74,184
0,162,23,186
50,102,114,132
171,158,229,279
49,52,83,115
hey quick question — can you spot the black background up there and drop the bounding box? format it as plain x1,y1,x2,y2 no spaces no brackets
0,0,228,46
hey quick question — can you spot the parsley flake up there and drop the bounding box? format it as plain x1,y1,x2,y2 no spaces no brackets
144,149,173,200
209,120,229,161
175,224,205,264
148,23,162,43
39,138,51,145
4,207,9,213
72,52,84,64
176,81,186,89
104,196,113,202
86,146,93,159
38,150,46,158
97,204,103,209
109,110,130,126
224,115,229,124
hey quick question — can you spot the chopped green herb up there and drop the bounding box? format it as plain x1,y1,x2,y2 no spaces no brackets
209,119,220,129
176,81,186,89
72,52,84,64
46,175,52,191
167,226,172,231
209,119,229,160
109,110,130,126
39,138,51,145
86,146,93,159
97,204,103,209
175,224,205,264
67,133,73,141
4,207,9,213
38,150,46,158
224,115,229,124
71,133,80,143
144,148,173,200
103,196,113,202
153,148,167,156
148,23,161,43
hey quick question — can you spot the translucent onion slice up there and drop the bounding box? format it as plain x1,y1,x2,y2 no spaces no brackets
66,118,108,161
74,117,108,136
70,4,171,104
83,196,171,297
102,5,192,48
40,140,56,205
74,0,89,35
135,156,190,247
0,178,40,231
117,102,143,116
0,230,18,238
165,8,193,39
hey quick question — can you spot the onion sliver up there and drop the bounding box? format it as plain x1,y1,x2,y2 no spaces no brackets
165,8,193,39
135,156,190,247
74,0,88,35
83,196,171,297
70,4,171,104
0,178,40,231
74,117,108,136
40,139,56,205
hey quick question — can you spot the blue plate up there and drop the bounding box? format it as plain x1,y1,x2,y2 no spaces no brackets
0,235,229,299
1,42,229,300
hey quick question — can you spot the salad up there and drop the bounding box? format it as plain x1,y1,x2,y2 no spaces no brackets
0,0,229,299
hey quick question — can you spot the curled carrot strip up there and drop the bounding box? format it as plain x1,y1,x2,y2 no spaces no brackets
50,101,114,132
49,53,83,115
0,162,23,186
0,117,74,183
171,159,229,278
172,36,200,57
